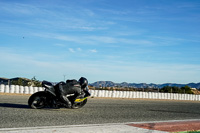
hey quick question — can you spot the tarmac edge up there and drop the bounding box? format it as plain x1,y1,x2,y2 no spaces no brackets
0,119,200,133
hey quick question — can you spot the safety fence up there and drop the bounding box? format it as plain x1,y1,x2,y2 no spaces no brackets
0,84,200,101
0,84,44,94
89,90,200,101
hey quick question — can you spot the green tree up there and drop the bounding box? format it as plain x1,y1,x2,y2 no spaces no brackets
160,86,172,93
160,86,193,94
181,86,193,94
30,76,42,87
11,78,29,86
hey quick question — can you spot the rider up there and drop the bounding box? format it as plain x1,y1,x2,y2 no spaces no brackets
54,77,90,108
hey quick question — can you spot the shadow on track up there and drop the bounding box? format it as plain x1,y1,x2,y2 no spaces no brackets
0,103,67,111
0,103,29,109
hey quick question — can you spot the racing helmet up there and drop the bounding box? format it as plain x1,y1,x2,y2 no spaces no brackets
79,77,88,89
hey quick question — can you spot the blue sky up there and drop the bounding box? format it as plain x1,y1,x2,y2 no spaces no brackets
0,0,200,84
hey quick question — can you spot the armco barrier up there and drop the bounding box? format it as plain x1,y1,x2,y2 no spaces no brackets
0,85,200,101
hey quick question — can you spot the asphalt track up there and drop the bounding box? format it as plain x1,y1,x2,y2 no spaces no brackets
0,94,200,130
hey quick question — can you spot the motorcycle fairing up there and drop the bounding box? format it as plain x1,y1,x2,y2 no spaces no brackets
75,97,87,103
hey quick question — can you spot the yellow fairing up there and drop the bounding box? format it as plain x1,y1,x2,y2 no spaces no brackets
75,97,87,102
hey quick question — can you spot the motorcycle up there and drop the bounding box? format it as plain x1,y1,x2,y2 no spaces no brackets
28,81,90,109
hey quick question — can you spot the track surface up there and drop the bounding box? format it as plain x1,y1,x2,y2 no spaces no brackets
0,94,200,128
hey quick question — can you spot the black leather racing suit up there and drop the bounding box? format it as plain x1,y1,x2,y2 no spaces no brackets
54,80,82,107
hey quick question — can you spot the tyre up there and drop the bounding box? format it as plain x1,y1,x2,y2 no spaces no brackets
71,98,87,109
28,91,47,109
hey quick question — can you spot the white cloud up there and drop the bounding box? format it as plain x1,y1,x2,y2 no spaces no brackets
0,47,200,83
89,49,97,53
33,32,155,46
98,8,130,15
69,48,75,53
77,48,82,51
54,43,66,47
68,48,83,53
0,2,36,15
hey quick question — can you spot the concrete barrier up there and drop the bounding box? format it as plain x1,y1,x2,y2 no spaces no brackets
112,91,116,98
29,86,34,94
5,85,9,93
33,87,38,93
129,91,133,98
15,85,19,93
0,84,5,93
0,84,200,101
10,85,15,93
24,86,29,94
39,87,44,92
19,86,24,94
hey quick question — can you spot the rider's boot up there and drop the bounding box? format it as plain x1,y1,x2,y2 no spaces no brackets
61,95,72,108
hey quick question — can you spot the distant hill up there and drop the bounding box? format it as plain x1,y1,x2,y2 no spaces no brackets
1,77,200,89
89,81,200,89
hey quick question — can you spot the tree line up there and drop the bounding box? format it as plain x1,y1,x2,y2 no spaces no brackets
91,86,194,94
159,85,194,94
11,77,42,87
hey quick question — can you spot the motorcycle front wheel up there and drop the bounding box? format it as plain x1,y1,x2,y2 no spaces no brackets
28,92,47,109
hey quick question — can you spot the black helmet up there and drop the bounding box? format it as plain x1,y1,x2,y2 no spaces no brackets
79,77,88,89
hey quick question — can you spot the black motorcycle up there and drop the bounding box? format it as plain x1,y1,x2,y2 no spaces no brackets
28,81,90,109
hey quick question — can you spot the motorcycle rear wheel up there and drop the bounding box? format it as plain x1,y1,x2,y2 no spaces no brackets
28,92,47,109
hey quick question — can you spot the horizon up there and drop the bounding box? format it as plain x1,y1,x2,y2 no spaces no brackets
0,0,200,84
1,76,199,85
